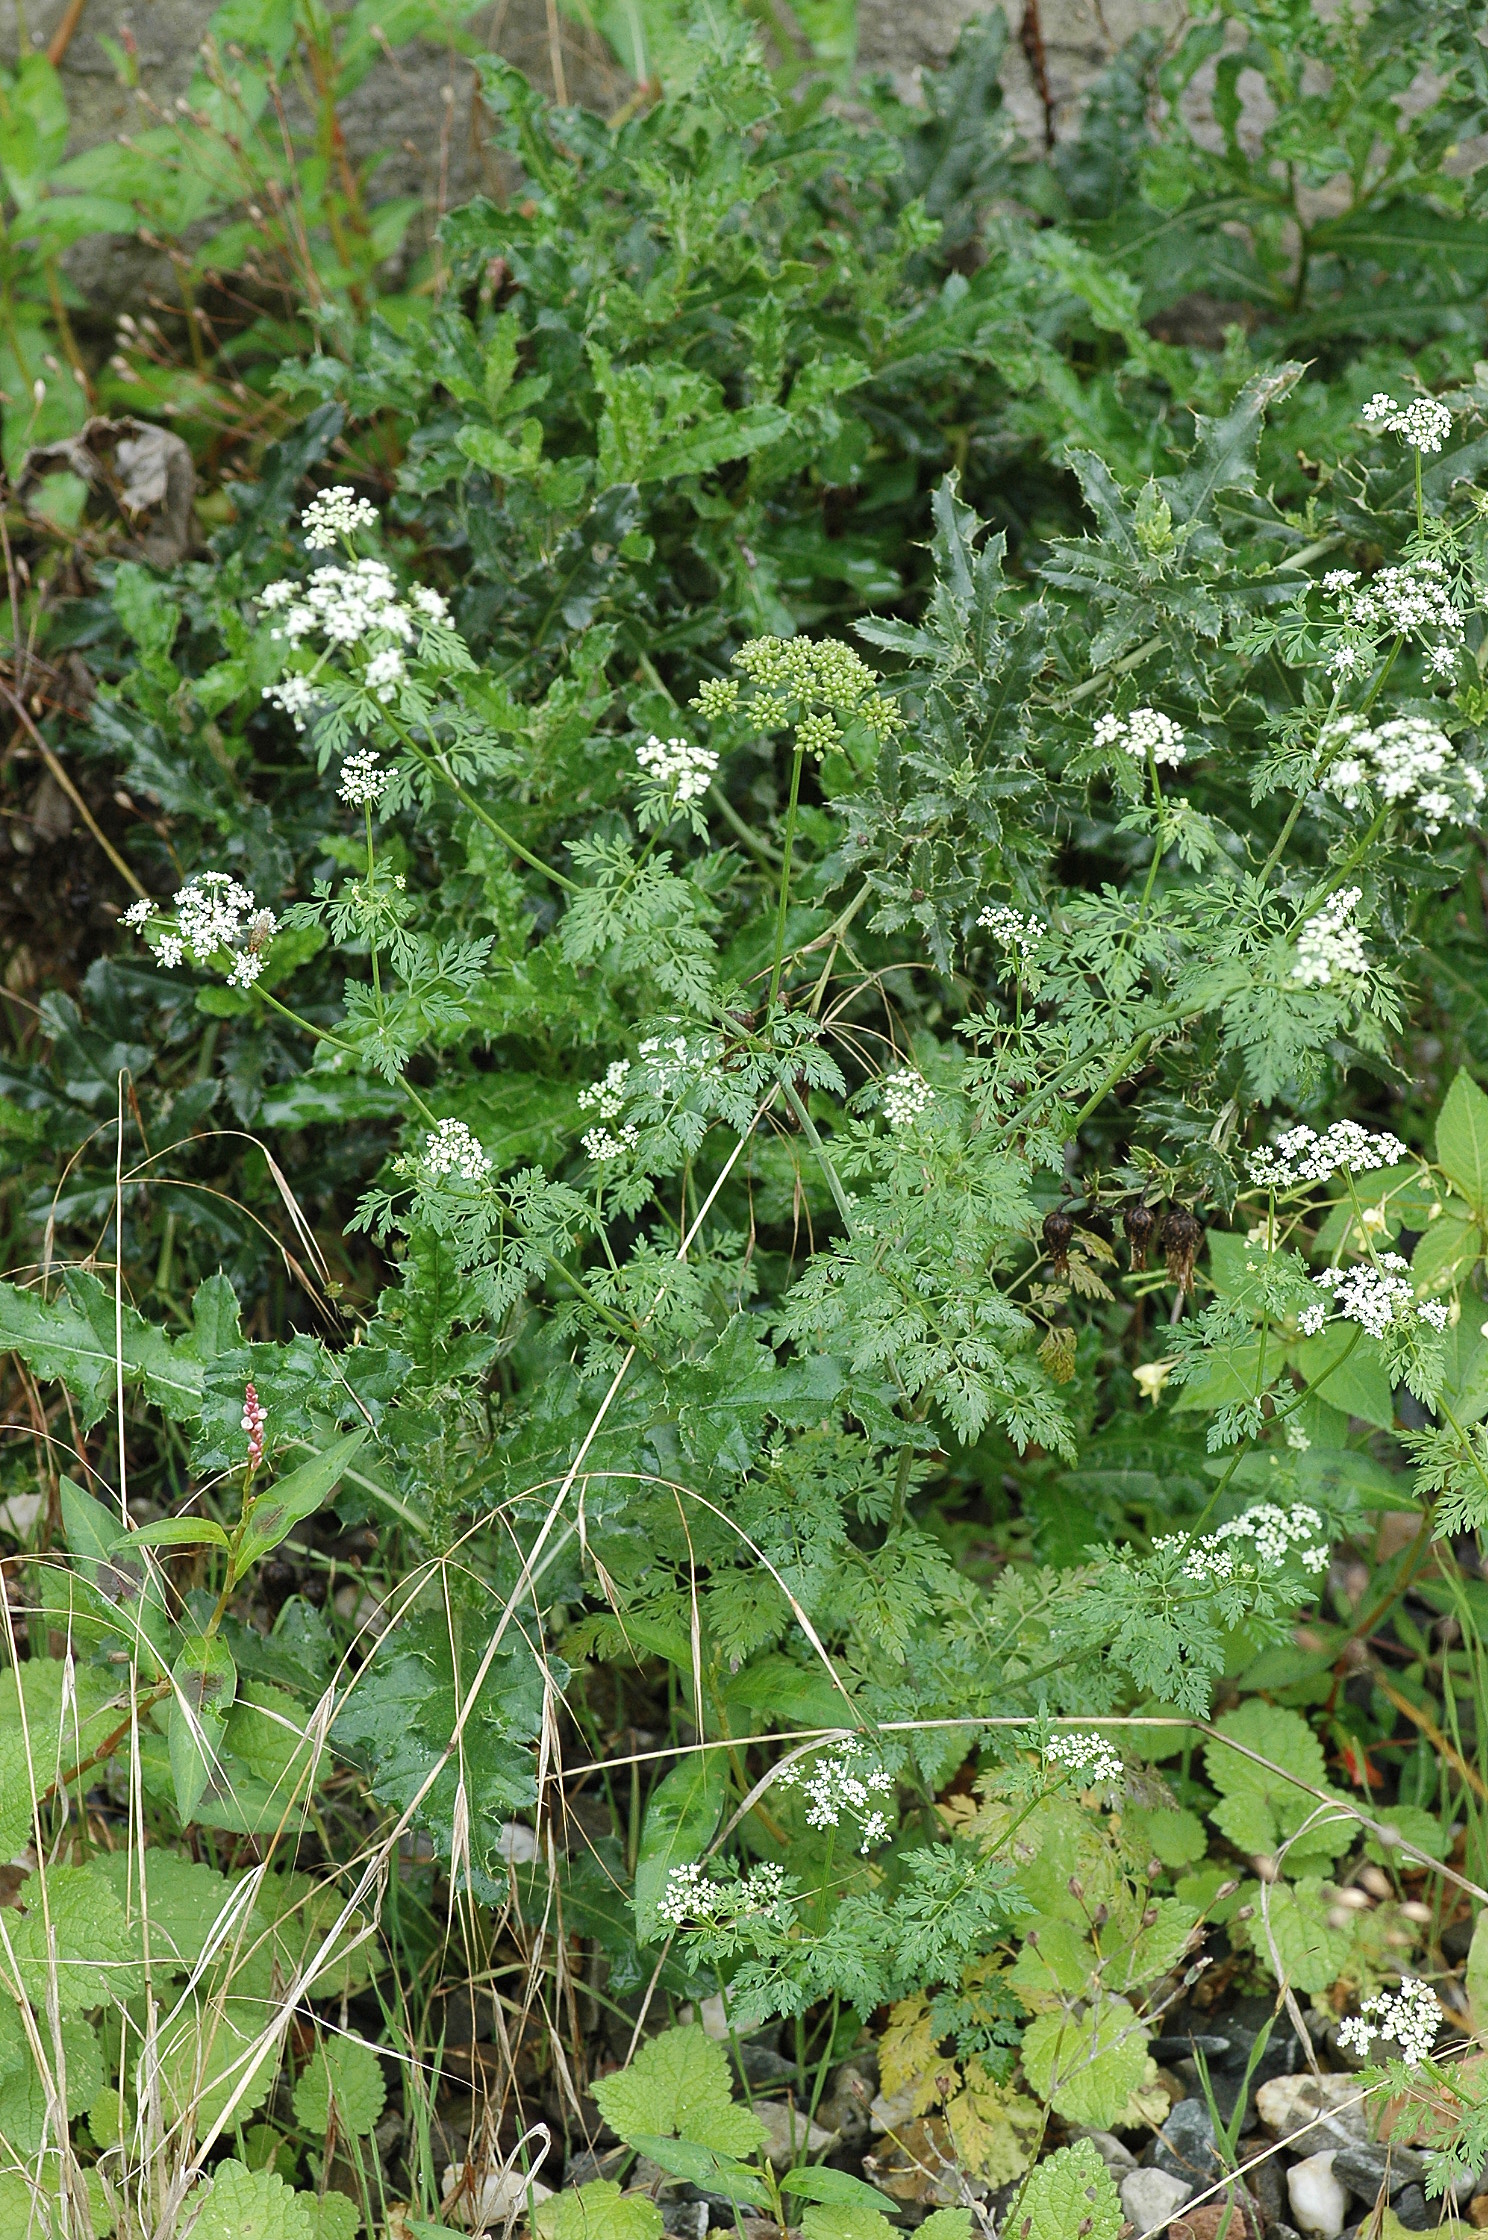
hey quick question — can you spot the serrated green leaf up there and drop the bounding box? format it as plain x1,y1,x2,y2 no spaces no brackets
1237,1875,1354,1993
190,2159,314,2240
1203,1702,1353,1862
591,2024,766,2156
800,2209,896,2240
292,2037,386,2136
1018,2000,1149,2127
1007,2140,1122,2240
536,2181,664,2240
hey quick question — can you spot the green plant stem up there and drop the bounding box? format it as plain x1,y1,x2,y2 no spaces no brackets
767,741,807,1009
395,725,579,894
781,1080,853,1232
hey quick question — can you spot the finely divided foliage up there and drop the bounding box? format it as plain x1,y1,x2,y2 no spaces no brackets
8,0,1488,2230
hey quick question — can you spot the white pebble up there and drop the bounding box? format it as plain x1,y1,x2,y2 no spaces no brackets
1286,2150,1348,2238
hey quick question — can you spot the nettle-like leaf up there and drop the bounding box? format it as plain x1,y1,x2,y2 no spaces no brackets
536,2180,664,2240
189,2160,315,2240
1018,1999,1150,2128
1203,1701,1354,1864
591,2024,767,2158
1004,2140,1123,2240
292,2035,386,2136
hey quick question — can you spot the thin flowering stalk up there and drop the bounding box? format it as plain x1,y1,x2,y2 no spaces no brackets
1125,742,1168,946
767,737,807,1009
1284,802,1390,940
387,717,579,893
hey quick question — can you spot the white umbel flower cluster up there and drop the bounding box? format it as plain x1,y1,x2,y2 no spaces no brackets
636,733,719,803
578,1059,640,1165
1361,393,1454,454
262,558,416,649
1299,1254,1434,1340
1093,707,1186,769
422,1119,491,1182
1319,713,1484,836
583,1124,639,1164
339,749,389,807
881,1069,933,1127
656,1859,790,1931
125,873,277,988
259,515,453,726
1328,555,1464,678
1291,888,1368,987
579,1061,630,1120
977,903,1045,956
301,485,379,548
1246,1119,1408,1190
1044,1730,1124,1786
1156,1502,1331,1584
262,674,318,733
776,1739,893,1852
365,648,405,703
1337,1977,1441,2067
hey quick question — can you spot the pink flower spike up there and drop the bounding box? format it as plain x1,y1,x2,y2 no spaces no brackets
241,1383,266,1471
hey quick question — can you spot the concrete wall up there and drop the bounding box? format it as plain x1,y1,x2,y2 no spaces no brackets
20,0,1183,318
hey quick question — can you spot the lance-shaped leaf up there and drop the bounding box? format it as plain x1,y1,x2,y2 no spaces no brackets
168,1633,237,1822
231,1430,368,1582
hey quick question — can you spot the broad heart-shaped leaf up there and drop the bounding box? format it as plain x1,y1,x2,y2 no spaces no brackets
536,2181,663,2240
1237,1875,1353,1994
628,2134,769,2207
1008,2140,1122,2240
591,2024,766,2158
0,2002,103,2154
4,1857,144,2011
1436,1068,1488,1222
1284,1326,1395,1431
1018,1999,1149,2127
232,1429,368,1580
153,1997,282,2141
95,1847,248,1971
632,1753,728,1944
800,2209,897,2240
1203,1702,1353,1863
292,2036,386,2136
1007,1917,1096,2010
190,2158,314,2240
0,1657,130,1857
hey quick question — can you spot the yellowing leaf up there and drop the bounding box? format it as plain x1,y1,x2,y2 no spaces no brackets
880,1996,946,2111
943,2069,1041,2185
